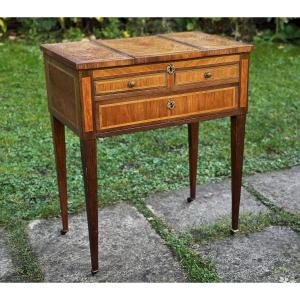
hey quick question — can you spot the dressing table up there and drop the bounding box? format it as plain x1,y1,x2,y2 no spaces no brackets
41,31,253,274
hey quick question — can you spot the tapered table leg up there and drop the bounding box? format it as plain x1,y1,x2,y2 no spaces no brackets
187,122,199,203
51,115,68,235
231,114,246,233
80,138,99,275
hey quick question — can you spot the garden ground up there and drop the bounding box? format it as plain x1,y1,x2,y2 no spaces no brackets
0,167,300,282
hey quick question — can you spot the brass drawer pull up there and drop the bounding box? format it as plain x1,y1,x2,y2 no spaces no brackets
128,81,135,88
167,99,176,110
166,64,175,74
204,71,212,79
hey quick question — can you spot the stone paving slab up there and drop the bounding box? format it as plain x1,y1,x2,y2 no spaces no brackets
146,180,268,232
28,203,187,282
192,226,300,282
246,166,300,214
0,229,14,281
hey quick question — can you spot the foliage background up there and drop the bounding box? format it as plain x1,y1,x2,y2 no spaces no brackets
1,17,300,43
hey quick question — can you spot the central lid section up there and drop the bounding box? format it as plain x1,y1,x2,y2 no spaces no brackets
100,36,198,58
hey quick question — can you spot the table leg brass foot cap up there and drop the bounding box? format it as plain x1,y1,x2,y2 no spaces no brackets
187,197,195,203
91,269,99,276
60,229,68,235
230,228,239,235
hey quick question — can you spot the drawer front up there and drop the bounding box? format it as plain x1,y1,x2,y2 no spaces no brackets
175,64,239,86
92,55,240,78
94,73,166,95
93,55,241,98
98,87,237,130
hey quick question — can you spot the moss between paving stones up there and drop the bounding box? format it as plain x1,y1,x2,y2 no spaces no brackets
3,220,44,282
244,183,300,234
190,184,300,245
132,201,220,282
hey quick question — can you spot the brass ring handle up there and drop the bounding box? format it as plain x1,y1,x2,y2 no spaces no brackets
204,72,212,79
167,99,176,110
166,64,176,74
128,81,135,88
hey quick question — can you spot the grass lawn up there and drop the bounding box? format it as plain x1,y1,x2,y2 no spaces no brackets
0,40,300,281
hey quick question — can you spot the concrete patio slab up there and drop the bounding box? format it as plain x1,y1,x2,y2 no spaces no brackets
246,166,300,213
192,226,300,282
146,180,268,232
0,229,14,281
28,203,187,282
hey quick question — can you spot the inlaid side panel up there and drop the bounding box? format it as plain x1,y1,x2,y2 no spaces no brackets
239,55,250,108
80,76,94,132
45,61,78,129
98,87,237,129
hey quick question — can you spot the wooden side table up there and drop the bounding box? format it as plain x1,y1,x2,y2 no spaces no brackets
41,31,253,274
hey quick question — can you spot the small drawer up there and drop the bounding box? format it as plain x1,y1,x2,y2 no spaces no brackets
98,87,237,130
175,64,239,86
94,73,166,95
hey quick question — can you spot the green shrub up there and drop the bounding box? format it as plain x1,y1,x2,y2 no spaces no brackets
0,18,7,36
0,17,300,43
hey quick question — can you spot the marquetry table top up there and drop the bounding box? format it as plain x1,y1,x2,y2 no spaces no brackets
41,31,253,70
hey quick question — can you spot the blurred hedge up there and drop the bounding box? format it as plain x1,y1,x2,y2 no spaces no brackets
1,17,300,43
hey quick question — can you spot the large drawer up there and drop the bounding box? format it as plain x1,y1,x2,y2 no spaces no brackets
97,87,238,130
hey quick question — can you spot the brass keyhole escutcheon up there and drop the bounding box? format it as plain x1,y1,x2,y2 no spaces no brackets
167,99,176,110
166,64,175,74
204,71,212,79
128,81,135,88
